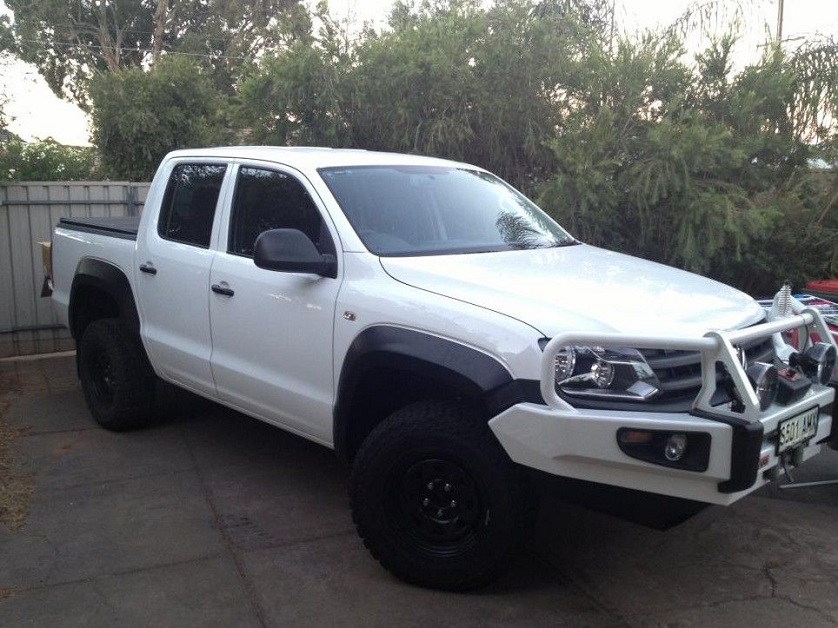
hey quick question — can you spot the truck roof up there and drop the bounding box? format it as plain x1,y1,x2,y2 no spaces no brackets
163,146,473,171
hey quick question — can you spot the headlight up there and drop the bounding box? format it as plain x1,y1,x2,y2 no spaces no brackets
551,345,661,401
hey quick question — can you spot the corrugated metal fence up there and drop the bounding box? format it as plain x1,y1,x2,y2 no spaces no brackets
0,182,150,358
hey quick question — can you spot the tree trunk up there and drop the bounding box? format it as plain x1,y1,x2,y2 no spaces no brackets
96,1,121,71
152,0,170,64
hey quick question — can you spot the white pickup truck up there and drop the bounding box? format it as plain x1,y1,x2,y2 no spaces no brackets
48,147,837,590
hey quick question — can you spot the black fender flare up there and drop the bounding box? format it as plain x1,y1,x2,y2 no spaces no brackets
69,258,141,339
333,326,533,463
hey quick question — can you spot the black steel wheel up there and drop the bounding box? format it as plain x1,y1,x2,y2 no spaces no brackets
78,318,155,431
388,457,483,557
349,401,537,590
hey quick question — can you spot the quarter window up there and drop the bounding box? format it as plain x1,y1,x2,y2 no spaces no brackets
229,167,334,257
158,164,226,248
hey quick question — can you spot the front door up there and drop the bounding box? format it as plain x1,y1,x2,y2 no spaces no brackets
208,165,341,443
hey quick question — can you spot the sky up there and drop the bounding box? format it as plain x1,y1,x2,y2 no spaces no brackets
1,0,836,147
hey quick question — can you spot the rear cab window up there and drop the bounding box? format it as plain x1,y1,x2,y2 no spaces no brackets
158,163,227,248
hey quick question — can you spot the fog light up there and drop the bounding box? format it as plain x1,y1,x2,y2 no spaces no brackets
746,362,779,411
664,433,688,461
617,429,711,471
791,343,838,385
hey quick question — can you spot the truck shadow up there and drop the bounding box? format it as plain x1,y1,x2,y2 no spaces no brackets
149,384,591,593
147,382,838,612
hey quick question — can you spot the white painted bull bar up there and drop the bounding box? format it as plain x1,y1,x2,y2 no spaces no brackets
539,307,837,422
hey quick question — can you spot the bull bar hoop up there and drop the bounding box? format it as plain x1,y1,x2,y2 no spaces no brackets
539,307,837,423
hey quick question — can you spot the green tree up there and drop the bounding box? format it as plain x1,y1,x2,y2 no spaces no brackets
235,3,351,146
347,0,487,160
9,0,829,296
237,0,601,191
0,0,304,107
0,93,7,135
0,138,99,181
89,55,228,180
538,28,838,294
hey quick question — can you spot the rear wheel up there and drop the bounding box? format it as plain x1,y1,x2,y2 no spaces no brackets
78,318,155,431
349,401,537,590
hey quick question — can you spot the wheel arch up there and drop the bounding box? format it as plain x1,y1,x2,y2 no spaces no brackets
333,326,524,464
69,258,141,341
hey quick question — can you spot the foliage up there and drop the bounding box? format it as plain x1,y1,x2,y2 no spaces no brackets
0,138,99,181
5,0,836,294
235,3,351,146
0,93,7,135
0,0,304,107
89,56,229,180
538,30,838,294
237,0,598,191
347,1,489,159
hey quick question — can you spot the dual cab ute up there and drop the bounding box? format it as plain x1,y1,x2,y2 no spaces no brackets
48,147,837,590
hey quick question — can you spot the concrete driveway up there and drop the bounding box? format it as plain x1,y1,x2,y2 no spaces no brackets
1,353,837,627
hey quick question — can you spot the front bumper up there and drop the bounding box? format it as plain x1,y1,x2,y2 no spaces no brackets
489,309,836,506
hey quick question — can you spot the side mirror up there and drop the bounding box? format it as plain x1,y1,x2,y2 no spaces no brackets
253,229,337,278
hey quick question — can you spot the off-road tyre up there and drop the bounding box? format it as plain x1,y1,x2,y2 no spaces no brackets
78,318,155,431
349,401,537,590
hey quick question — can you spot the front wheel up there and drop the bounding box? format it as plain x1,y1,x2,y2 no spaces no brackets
349,401,537,590
77,318,155,431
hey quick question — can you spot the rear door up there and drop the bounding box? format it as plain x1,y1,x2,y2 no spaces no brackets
135,161,229,396
208,164,341,443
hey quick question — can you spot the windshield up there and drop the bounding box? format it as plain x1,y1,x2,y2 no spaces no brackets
318,165,576,256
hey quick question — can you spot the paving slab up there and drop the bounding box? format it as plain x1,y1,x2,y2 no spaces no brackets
1,353,838,627
0,470,223,588
4,390,94,434
534,457,838,627
240,534,615,627
9,421,195,491
0,557,261,628
179,404,335,472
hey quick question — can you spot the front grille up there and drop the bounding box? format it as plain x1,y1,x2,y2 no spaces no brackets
641,334,775,403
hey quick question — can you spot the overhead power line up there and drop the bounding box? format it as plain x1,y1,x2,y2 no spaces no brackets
16,37,251,61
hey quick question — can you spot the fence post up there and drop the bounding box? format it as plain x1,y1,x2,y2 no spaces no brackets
126,184,137,216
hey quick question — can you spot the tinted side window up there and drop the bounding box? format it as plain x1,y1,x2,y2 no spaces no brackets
229,167,334,257
158,164,226,248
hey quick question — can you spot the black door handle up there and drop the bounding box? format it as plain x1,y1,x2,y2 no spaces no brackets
139,263,157,275
211,283,235,297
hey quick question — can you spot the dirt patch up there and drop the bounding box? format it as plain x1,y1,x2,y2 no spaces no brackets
0,399,34,532
0,587,17,600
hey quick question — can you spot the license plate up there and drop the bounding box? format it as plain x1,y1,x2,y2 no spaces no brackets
777,407,819,454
